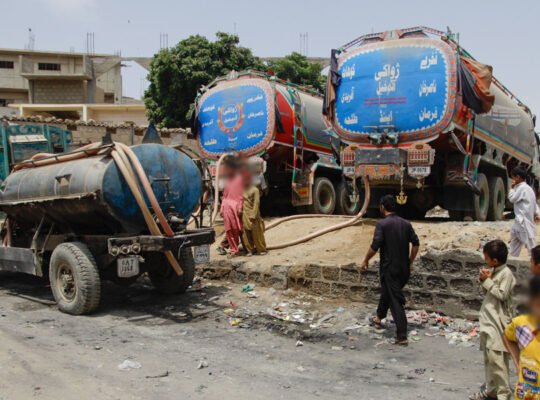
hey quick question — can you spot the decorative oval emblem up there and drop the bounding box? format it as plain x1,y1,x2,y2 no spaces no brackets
197,79,275,159
217,103,245,136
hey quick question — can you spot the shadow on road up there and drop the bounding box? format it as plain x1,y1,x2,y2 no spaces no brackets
0,271,229,324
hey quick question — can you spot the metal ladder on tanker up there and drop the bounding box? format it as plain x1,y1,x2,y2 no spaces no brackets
289,87,311,207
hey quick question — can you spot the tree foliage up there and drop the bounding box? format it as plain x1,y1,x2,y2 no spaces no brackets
144,32,263,127
268,52,326,93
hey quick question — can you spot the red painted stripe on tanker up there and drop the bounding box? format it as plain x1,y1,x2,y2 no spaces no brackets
272,140,338,166
273,137,331,154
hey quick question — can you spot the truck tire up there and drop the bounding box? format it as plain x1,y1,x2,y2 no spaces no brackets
147,248,195,295
473,173,490,221
49,242,101,315
488,176,506,221
448,210,464,221
335,181,360,215
307,177,336,215
400,204,426,220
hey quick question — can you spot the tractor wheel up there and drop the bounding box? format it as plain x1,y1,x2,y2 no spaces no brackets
49,242,101,315
147,248,195,295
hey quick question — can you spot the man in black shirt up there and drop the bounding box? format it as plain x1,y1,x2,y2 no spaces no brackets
361,195,420,345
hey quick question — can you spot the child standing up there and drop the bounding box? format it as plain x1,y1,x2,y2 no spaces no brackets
471,240,516,400
241,182,267,256
504,276,540,399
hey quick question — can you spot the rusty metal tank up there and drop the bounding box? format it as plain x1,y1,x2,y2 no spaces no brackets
0,143,202,234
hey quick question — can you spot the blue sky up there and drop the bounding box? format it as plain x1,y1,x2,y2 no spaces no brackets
3,0,540,115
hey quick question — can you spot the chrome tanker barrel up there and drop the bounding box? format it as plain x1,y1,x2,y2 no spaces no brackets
0,143,203,234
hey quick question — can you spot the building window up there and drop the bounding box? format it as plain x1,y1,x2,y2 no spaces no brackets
0,61,14,69
38,63,61,71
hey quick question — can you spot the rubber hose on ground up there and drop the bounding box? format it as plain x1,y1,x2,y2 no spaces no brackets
266,176,370,250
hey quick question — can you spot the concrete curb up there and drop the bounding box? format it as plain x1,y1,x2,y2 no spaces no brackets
197,250,530,319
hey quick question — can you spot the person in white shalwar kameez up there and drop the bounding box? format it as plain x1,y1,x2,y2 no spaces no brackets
508,167,540,257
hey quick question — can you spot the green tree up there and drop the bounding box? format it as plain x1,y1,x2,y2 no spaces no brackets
269,52,326,93
144,32,263,127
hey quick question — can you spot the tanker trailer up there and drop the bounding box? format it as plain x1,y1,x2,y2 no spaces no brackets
0,130,215,315
194,71,355,215
326,26,539,220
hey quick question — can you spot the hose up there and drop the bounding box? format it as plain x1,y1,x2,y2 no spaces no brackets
110,145,183,276
13,142,105,171
210,153,230,225
116,143,175,237
266,176,370,250
265,212,355,231
209,152,370,249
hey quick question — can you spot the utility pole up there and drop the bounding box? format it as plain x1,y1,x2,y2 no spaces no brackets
159,33,169,50
299,32,309,56
86,32,95,54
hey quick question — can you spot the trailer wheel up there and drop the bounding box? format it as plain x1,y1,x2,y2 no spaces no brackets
49,242,101,315
488,176,506,221
335,181,360,215
308,177,336,215
147,248,195,295
473,173,490,221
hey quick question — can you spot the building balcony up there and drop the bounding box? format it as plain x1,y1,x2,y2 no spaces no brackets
20,55,93,81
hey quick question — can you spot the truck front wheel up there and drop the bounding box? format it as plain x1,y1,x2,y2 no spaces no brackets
49,242,101,315
308,177,336,215
147,248,195,295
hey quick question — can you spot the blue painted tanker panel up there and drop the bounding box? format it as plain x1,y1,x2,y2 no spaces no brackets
102,144,202,225
198,79,274,158
335,38,455,143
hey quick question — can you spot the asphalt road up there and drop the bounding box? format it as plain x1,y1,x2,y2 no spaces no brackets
0,271,489,400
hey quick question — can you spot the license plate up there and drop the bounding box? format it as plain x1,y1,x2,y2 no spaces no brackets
343,166,355,176
194,245,210,264
117,256,140,278
408,166,431,176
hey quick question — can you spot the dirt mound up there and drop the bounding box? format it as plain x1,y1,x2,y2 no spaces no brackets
211,217,532,267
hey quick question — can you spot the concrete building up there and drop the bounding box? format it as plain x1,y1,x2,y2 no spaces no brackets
0,48,123,106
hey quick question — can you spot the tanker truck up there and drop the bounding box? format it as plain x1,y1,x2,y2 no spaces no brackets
0,128,215,315
326,26,539,220
194,70,355,215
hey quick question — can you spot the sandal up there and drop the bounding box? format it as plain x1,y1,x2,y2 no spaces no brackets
369,316,383,329
469,384,497,400
393,338,409,346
